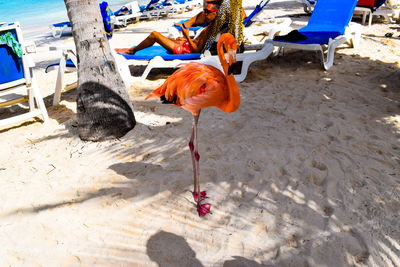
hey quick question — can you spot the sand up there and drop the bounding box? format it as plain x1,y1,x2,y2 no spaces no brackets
1,0,400,266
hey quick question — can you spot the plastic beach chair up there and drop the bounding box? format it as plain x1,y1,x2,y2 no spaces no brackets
113,1,143,27
0,22,48,129
354,0,397,26
265,0,362,70
117,40,274,82
45,47,78,106
50,1,131,38
50,21,72,38
139,0,167,20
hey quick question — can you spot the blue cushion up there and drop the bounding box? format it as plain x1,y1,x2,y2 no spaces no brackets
306,0,357,35
298,31,341,45
120,45,201,60
273,31,341,45
0,29,24,84
45,59,76,73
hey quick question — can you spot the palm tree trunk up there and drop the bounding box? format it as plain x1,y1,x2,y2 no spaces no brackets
64,0,136,141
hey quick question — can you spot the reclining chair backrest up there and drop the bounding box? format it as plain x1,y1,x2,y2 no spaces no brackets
302,0,358,34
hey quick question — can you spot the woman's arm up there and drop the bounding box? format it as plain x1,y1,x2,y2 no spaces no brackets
174,11,206,28
182,25,212,53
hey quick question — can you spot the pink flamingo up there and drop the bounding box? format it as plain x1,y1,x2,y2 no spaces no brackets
145,33,240,216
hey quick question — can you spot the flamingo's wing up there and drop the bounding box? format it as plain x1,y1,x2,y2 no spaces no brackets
146,62,228,111
177,63,229,110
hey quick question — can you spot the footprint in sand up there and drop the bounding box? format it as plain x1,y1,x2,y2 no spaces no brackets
343,228,370,265
247,159,261,172
306,159,328,186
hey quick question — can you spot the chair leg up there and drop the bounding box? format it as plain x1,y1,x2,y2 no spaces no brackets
31,78,49,122
322,37,346,70
362,11,367,24
369,12,373,26
53,54,67,106
28,86,35,112
140,56,165,81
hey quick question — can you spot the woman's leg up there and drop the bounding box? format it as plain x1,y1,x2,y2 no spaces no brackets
116,31,179,55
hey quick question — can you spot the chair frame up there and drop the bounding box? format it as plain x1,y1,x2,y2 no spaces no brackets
0,22,48,128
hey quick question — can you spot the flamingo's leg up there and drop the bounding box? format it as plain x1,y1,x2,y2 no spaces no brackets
193,111,211,217
193,112,200,199
189,120,197,197
190,112,206,202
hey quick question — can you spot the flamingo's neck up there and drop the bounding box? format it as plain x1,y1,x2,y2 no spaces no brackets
217,39,229,75
217,37,240,113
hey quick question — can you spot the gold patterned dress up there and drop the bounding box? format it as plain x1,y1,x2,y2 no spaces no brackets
202,0,244,53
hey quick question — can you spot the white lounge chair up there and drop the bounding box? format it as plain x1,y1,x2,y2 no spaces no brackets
140,0,170,20
0,22,48,128
113,1,143,27
50,1,115,38
265,0,361,70
117,40,274,82
50,22,72,38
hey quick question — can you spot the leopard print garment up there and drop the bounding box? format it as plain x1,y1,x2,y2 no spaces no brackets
202,0,244,52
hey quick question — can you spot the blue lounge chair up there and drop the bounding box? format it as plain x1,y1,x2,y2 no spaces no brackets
50,1,128,37
140,0,167,19
50,21,72,38
0,22,48,128
266,0,361,70
117,39,274,82
139,0,161,12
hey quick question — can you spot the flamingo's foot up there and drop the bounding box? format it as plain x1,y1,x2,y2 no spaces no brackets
197,203,211,217
193,191,207,202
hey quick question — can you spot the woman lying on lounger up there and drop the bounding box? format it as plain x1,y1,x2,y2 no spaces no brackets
115,2,219,55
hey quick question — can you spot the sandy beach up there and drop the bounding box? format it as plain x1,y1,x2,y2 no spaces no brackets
1,0,400,265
